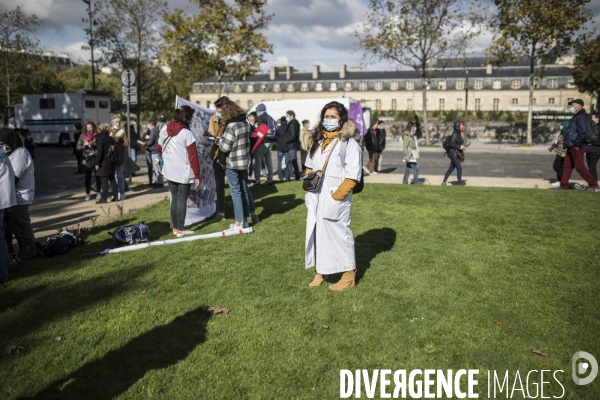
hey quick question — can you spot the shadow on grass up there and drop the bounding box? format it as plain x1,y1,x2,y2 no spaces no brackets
354,228,397,284
28,307,211,400
255,194,304,223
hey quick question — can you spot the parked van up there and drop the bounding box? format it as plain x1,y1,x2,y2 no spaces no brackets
3,91,111,145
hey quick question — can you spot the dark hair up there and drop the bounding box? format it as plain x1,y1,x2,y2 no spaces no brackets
214,96,229,108
302,119,309,125
85,121,97,131
377,120,384,124
173,105,194,124
286,110,296,118
220,100,246,124
403,122,415,137
149,120,157,126
309,101,348,158
74,122,82,130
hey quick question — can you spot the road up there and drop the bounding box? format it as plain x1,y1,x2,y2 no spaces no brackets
32,145,559,198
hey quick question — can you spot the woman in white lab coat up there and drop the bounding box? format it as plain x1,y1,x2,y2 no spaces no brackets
304,101,362,291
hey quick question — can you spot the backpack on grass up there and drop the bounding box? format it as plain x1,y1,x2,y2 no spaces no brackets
37,230,84,257
109,222,150,245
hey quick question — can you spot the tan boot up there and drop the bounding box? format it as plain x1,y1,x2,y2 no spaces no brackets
308,273,326,287
329,270,356,291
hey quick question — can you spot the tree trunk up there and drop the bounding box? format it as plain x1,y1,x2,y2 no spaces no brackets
422,78,429,145
527,72,534,145
217,73,222,98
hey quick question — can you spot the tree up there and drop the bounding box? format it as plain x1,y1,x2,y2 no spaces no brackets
572,34,600,112
89,0,168,133
487,0,593,145
356,0,484,144
163,0,274,99
0,6,41,107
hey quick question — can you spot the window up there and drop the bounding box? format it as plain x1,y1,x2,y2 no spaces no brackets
493,99,499,111
234,84,241,93
391,99,397,110
375,81,383,90
235,100,241,106
273,83,281,92
287,83,295,92
85,100,95,108
315,83,323,91
512,98,518,105
456,80,465,90
407,99,413,111
532,78,539,88
406,81,414,90
330,82,338,91
474,80,483,90
40,99,55,110
375,99,381,110
457,98,463,111
548,79,557,89
206,101,211,108
438,80,446,90
205,85,212,93
99,101,109,109
439,98,445,111
193,84,201,93
195,101,200,104
475,98,481,111
391,81,399,90
567,98,573,107
359,81,368,90
247,84,254,93
493,80,502,89
344,82,352,91
260,84,268,92
247,100,253,108
567,79,576,89
511,79,521,89
533,98,537,104
301,83,309,92
549,98,555,104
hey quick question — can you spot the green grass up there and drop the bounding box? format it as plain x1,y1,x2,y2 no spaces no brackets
1,183,599,399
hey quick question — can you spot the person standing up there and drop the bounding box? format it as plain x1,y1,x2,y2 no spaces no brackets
0,144,16,285
375,121,387,172
144,120,164,188
157,106,200,237
441,121,466,186
94,124,119,204
0,129,37,260
305,101,362,291
402,122,420,184
550,124,568,186
560,100,599,191
209,97,227,222
76,122,102,200
73,122,84,174
300,119,311,171
585,113,600,184
364,121,381,174
128,118,139,165
276,115,289,181
254,103,275,185
285,110,301,180
217,99,259,230
109,118,129,200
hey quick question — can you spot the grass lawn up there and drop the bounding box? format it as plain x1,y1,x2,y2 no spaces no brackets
1,183,599,399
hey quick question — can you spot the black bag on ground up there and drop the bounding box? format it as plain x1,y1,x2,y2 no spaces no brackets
38,230,84,257
109,222,150,245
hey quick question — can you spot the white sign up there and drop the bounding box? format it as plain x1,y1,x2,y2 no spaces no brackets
121,85,137,94
122,93,138,105
121,69,135,86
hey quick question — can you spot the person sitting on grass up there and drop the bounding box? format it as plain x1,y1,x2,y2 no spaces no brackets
305,101,362,291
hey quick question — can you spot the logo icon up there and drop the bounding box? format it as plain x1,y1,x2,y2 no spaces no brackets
572,351,598,385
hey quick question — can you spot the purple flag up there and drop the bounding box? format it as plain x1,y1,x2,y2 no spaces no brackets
348,102,366,140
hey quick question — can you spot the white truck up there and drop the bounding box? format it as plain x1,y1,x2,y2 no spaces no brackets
3,91,112,145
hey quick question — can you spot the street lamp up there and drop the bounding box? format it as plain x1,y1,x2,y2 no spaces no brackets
83,0,96,91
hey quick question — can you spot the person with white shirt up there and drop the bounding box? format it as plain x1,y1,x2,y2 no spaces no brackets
0,128,37,260
0,142,17,284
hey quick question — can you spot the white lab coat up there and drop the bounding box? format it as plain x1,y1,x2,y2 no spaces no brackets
304,136,362,274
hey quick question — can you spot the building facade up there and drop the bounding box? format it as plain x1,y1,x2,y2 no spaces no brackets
189,59,592,113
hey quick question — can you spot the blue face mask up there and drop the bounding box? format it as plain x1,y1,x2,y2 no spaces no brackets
322,119,339,131
216,112,222,119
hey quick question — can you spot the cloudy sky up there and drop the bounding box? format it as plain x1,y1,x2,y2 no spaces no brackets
1,0,599,74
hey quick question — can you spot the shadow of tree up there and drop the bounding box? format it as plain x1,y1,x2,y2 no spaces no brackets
354,228,397,284
27,307,211,400
254,194,304,223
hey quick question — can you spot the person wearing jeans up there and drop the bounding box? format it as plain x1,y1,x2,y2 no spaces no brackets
109,118,129,200
0,145,17,284
94,124,118,203
213,160,226,220
168,181,191,232
225,168,256,227
442,120,466,186
402,122,420,184
585,113,600,183
144,121,164,188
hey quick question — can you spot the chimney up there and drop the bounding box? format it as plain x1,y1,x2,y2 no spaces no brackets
269,66,278,80
339,64,346,79
312,65,320,79
486,63,493,75
286,66,293,80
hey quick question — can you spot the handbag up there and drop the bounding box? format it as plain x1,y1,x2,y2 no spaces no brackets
210,126,226,161
302,139,339,193
80,150,96,172
411,148,420,160
155,136,173,176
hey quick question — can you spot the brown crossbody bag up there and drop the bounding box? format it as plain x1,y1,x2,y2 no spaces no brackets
302,139,339,193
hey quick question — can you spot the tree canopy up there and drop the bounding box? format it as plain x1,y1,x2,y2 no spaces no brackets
572,34,600,111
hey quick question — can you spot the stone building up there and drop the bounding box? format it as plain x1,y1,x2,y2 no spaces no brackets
189,58,592,112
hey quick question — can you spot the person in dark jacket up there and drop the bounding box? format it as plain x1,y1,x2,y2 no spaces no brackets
128,119,139,165
560,99,598,191
442,120,466,186
276,116,289,181
364,122,381,174
94,124,119,203
375,120,386,172
585,113,600,184
144,120,163,187
285,110,301,180
73,122,83,173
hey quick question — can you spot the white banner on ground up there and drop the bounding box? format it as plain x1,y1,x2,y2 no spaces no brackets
175,96,217,226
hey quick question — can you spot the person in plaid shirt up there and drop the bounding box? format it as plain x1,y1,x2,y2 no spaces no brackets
216,100,259,230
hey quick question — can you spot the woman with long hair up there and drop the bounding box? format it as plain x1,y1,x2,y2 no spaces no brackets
402,121,420,184
157,105,200,237
94,123,119,203
76,122,102,200
304,101,362,291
